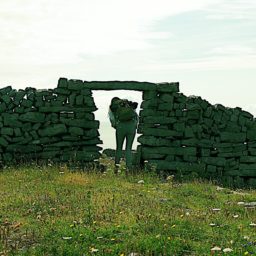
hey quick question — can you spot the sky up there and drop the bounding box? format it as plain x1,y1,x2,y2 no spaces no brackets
1,0,256,149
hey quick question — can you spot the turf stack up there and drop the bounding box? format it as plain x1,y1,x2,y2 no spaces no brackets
0,78,102,165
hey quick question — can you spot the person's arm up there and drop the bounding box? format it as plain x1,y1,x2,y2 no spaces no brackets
108,109,117,128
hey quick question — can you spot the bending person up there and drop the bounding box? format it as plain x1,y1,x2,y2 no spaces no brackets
108,97,139,173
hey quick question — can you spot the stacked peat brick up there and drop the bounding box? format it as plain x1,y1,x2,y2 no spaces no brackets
0,78,102,165
138,83,256,188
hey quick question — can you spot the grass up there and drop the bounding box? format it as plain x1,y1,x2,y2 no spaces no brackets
0,158,256,256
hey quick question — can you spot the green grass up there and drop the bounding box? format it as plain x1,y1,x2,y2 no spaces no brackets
0,159,256,256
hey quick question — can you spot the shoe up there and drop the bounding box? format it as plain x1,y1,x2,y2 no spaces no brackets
114,164,119,174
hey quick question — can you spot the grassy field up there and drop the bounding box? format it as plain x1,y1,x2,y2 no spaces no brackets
0,159,256,256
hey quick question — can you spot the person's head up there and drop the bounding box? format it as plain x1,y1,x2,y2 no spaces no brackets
111,97,120,105
110,97,120,112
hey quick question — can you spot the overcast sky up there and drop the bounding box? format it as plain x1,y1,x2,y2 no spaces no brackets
1,0,256,149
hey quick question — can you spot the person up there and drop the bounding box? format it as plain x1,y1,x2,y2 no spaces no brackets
108,97,139,174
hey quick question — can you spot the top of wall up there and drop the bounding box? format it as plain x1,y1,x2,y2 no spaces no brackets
59,78,179,92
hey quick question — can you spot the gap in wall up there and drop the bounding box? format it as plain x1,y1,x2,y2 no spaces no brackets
93,90,142,150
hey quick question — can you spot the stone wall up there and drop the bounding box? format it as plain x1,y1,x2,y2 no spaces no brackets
0,78,101,165
138,84,256,188
1,77,255,188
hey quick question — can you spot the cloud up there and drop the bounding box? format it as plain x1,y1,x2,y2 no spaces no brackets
205,0,256,20
0,0,219,65
1,0,255,92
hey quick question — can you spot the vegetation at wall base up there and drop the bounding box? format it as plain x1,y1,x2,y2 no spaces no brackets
0,158,255,255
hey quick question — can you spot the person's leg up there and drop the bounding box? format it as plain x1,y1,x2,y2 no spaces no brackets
125,122,137,170
115,125,126,167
